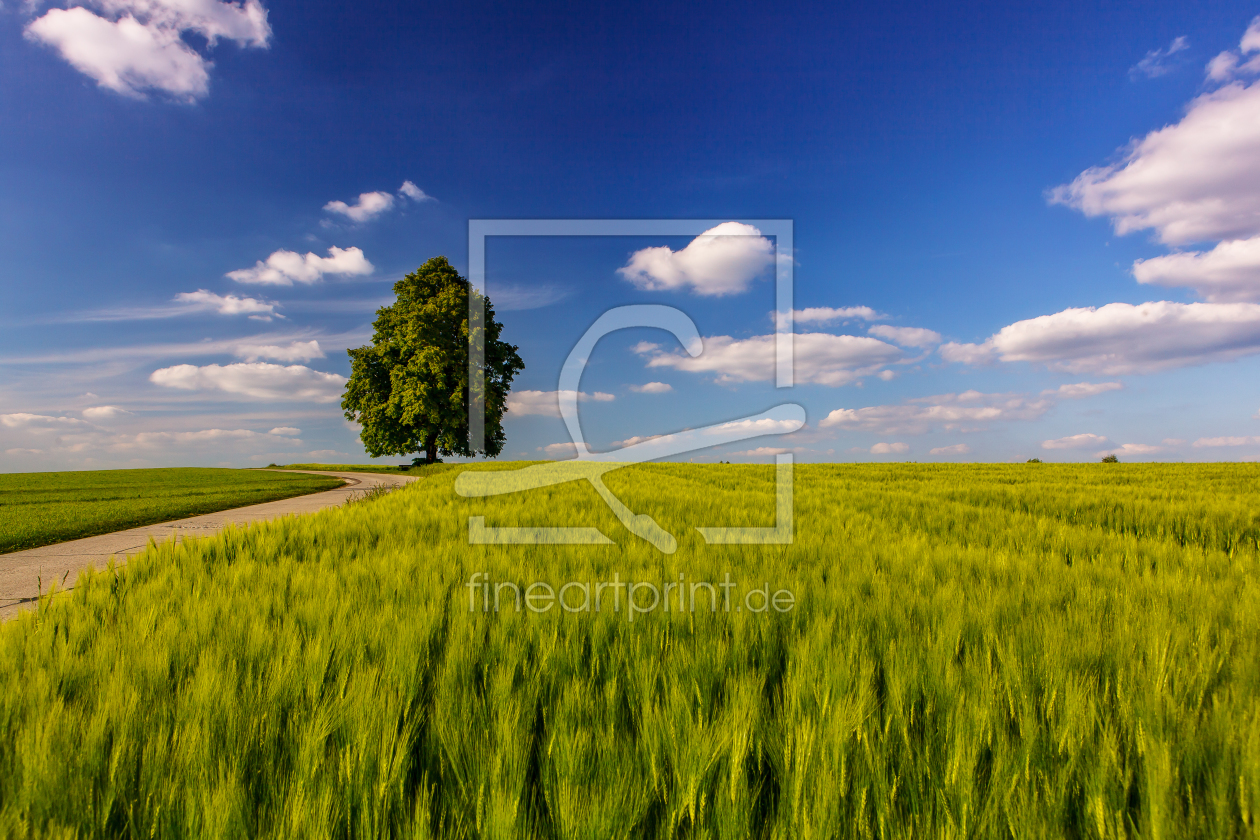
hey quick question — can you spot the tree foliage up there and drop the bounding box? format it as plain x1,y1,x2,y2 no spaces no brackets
342,256,524,463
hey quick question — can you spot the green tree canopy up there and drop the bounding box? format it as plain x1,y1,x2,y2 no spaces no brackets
342,256,524,463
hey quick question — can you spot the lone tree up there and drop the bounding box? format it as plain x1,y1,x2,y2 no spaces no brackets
342,256,524,464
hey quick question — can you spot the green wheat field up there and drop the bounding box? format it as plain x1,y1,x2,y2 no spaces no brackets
0,468,344,555
1,462,1258,838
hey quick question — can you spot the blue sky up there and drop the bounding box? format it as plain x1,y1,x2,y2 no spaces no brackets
4,0,1260,468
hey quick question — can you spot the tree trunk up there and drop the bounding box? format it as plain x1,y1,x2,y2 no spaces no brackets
425,435,438,464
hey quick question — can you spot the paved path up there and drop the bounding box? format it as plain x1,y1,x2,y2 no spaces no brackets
0,470,414,621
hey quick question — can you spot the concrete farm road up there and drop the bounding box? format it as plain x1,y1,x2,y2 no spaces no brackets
0,470,414,621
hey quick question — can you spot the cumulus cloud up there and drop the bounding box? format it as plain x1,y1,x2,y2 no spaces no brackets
398,181,434,202
820,390,1051,435
792,306,883,324
1133,238,1260,302
227,246,373,285
1130,36,1189,80
1050,72,1260,245
233,339,324,362
930,443,970,456
867,325,940,348
1205,19,1260,83
640,332,903,387
541,442,577,459
149,362,347,402
24,0,269,100
630,382,672,394
172,289,280,319
1192,435,1260,447
268,426,300,436
1043,433,1109,450
505,390,615,417
1043,381,1124,399
82,405,131,420
324,191,394,223
940,301,1260,374
868,442,909,455
618,222,774,296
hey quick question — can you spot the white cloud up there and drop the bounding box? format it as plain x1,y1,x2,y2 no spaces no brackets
541,442,577,459
227,246,373,285
398,181,434,202
730,446,791,457
792,306,883,324
1042,433,1109,450
324,191,395,223
630,381,672,393
1130,35,1189,80
82,405,131,420
1205,19,1260,82
640,332,903,387
149,362,347,402
930,443,970,455
938,341,998,365
1043,381,1124,399
941,301,1260,374
869,442,909,455
704,417,801,436
233,340,324,362
172,289,280,319
1095,443,1166,457
1050,75,1260,245
0,413,90,430
610,433,667,448
268,426,300,436
1133,237,1260,302
0,329,367,366
25,0,269,100
1207,51,1242,83
820,390,1051,435
1192,435,1260,447
505,390,616,417
617,222,774,296
130,428,264,445
867,324,940,348
59,290,280,322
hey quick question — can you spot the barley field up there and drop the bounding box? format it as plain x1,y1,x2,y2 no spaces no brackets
1,463,1257,839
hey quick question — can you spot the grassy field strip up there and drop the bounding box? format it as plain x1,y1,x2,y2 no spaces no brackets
0,468,345,555
0,463,1257,837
